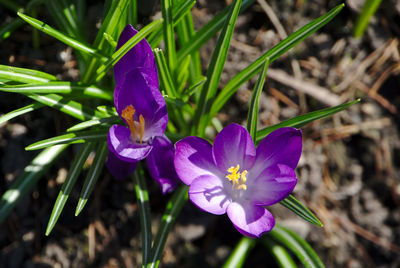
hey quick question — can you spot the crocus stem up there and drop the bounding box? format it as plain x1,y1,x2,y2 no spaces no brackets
132,164,152,266
147,185,188,268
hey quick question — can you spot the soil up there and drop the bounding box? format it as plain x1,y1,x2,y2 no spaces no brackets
1,0,400,267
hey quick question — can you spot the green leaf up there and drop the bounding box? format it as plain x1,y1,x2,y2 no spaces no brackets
267,225,325,268
75,142,108,216
27,93,105,121
256,99,360,144
0,144,68,224
0,102,44,125
95,18,163,82
25,129,108,151
0,18,24,42
262,237,297,268
154,48,177,98
280,195,323,227
193,0,243,136
354,0,382,37
67,116,120,132
17,12,107,60
210,4,345,120
45,142,95,235
148,185,188,268
246,58,269,141
183,76,207,99
132,165,152,266
1,82,113,100
0,64,56,83
222,237,256,268
161,0,177,74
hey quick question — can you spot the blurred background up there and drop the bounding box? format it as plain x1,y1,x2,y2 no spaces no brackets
0,0,399,267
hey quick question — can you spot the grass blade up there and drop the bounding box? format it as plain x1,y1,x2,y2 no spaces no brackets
1,82,113,100
132,165,152,266
222,237,256,268
280,195,323,227
148,185,188,268
210,4,345,119
27,93,105,121
246,58,269,141
256,99,360,144
0,64,56,83
183,76,207,99
25,129,108,151
95,18,163,82
75,142,108,216
0,145,68,224
0,103,44,125
161,0,177,73
267,225,325,268
154,48,178,98
193,0,243,136
354,0,382,38
17,12,107,60
262,237,297,268
67,116,120,132
45,142,95,235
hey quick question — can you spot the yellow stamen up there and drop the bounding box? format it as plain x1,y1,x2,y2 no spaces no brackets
225,164,247,191
121,105,146,143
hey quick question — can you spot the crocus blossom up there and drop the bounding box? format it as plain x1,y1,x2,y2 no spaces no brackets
174,123,302,237
106,24,178,193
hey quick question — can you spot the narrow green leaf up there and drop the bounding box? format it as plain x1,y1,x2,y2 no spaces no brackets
1,82,113,100
177,0,256,62
95,18,163,82
262,237,297,268
246,58,269,141
45,142,95,235
280,195,323,227
25,129,108,151
183,76,207,99
0,145,68,224
354,0,382,37
96,105,118,116
161,0,177,73
148,185,188,268
27,93,105,121
67,116,120,132
267,225,325,268
103,32,117,49
154,48,177,98
210,4,345,119
0,64,56,83
17,12,107,60
222,237,256,268
256,99,360,144
132,165,152,266
193,0,243,136
0,18,24,42
75,142,108,216
0,103,44,125
176,55,191,93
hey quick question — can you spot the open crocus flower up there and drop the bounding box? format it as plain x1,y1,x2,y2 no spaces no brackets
106,24,178,193
174,123,302,237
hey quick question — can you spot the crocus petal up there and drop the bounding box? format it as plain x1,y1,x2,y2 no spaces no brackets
247,164,297,206
174,136,221,185
189,175,230,215
212,123,256,172
253,127,302,174
227,202,275,238
106,151,137,180
146,136,179,194
114,68,167,140
114,25,157,85
107,124,152,162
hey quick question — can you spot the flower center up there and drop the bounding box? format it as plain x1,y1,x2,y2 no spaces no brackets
225,164,248,191
121,105,145,144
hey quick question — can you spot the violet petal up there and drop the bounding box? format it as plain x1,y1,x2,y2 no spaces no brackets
106,151,137,180
174,136,220,185
114,25,157,85
189,175,230,215
146,136,179,194
212,123,256,172
107,124,153,162
227,202,275,238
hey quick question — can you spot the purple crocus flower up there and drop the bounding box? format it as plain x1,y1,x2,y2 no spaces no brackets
106,25,178,193
174,123,302,237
